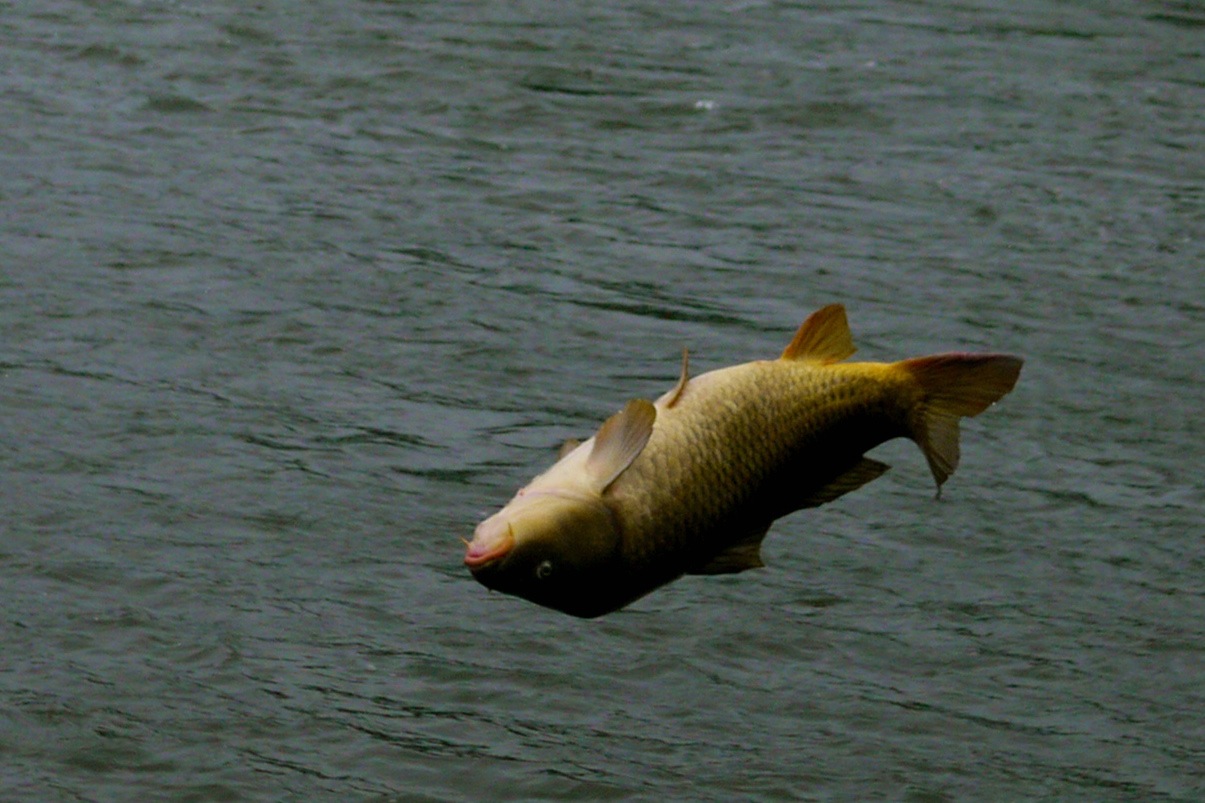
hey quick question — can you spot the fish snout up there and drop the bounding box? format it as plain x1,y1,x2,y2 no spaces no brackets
464,518,515,570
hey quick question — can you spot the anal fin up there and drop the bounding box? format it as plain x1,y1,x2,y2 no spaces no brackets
780,304,856,363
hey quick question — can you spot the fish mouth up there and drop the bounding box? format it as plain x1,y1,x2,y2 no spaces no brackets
464,521,515,570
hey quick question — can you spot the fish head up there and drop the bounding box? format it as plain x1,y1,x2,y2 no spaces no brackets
464,488,621,617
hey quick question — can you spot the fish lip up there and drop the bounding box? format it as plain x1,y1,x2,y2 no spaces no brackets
463,524,515,570
463,546,506,571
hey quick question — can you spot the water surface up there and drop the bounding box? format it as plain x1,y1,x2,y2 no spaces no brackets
2,1,1202,799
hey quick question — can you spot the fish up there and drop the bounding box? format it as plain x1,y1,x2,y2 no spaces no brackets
464,304,1022,618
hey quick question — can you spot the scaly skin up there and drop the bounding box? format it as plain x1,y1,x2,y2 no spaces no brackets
595,360,916,607
465,305,1021,617
573,356,910,607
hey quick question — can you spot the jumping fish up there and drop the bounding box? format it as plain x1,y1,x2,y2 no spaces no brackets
465,304,1022,618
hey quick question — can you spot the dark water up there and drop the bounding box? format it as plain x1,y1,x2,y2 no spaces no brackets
2,1,1202,799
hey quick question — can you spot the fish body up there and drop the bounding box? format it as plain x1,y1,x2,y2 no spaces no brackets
465,305,1022,618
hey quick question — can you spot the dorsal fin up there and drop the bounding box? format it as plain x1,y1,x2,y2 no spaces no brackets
780,304,856,363
665,347,690,408
688,523,770,575
585,398,656,492
793,457,890,510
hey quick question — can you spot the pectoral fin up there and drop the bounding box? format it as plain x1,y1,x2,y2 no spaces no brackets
688,525,770,575
586,398,656,492
557,438,582,459
794,457,891,510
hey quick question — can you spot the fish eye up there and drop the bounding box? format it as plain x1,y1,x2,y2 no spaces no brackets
535,560,553,580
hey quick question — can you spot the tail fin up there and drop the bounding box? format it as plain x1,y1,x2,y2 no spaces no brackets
899,353,1023,494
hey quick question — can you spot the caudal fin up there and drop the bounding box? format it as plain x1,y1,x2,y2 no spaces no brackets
899,352,1023,494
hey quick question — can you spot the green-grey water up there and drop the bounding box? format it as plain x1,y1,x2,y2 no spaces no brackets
2,1,1202,799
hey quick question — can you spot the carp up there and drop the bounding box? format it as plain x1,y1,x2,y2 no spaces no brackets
465,304,1022,618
